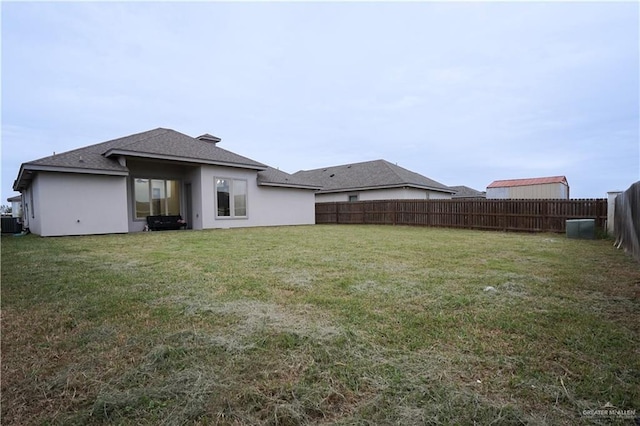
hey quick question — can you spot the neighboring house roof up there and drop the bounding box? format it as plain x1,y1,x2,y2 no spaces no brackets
7,195,22,202
257,167,321,190
14,128,309,191
293,159,454,194
487,176,568,189
450,185,486,199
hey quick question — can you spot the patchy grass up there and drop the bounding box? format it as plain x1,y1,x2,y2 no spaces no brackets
2,225,639,425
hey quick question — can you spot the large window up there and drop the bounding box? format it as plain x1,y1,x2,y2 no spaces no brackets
134,178,181,219
216,178,247,218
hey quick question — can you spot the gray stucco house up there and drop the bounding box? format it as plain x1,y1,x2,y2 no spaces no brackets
13,128,319,236
293,159,454,202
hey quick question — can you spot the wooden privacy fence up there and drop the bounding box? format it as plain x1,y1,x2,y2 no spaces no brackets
316,199,608,233
613,182,640,261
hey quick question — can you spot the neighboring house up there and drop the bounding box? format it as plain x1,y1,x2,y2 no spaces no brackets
486,176,569,199
13,128,320,237
293,159,454,202
6,195,23,218
450,185,486,199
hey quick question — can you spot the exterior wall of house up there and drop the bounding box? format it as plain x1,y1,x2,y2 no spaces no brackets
121,161,316,232
486,187,509,199
197,165,314,229
22,163,314,236
33,172,128,236
199,165,255,229
315,187,452,202
423,190,453,200
252,186,316,226
487,183,569,199
23,177,41,235
10,198,22,218
188,167,204,230
359,188,412,201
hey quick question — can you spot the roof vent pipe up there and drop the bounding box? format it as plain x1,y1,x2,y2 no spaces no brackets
196,134,222,145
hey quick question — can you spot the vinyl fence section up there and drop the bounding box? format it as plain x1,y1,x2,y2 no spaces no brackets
316,199,607,233
613,182,640,261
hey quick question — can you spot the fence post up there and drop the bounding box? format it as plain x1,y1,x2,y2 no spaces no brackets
394,201,398,225
502,201,507,232
607,191,622,236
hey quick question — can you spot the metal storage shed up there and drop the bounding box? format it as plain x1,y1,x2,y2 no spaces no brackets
486,176,569,199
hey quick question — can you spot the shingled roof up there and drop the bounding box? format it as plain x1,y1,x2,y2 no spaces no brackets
487,176,568,189
450,185,486,199
257,167,321,190
293,160,454,194
14,128,311,191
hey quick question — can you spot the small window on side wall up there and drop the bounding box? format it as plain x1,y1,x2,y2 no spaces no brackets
348,195,358,202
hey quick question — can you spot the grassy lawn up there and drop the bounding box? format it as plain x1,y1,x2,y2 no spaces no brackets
2,225,639,425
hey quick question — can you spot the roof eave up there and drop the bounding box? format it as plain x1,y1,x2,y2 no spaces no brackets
13,165,29,191
258,181,321,190
13,163,129,191
317,183,455,194
488,182,569,189
105,149,267,171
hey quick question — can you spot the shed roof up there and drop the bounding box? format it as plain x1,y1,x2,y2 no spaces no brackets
293,159,454,194
487,176,568,189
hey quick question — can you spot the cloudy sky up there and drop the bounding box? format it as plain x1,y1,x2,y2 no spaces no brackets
2,1,638,203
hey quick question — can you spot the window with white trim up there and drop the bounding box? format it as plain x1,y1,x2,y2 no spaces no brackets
216,178,247,218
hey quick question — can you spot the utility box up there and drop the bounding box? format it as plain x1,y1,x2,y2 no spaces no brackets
566,219,595,240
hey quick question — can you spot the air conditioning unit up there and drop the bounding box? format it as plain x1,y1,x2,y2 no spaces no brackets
566,219,595,240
